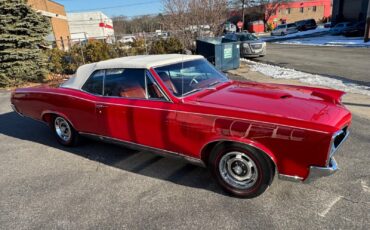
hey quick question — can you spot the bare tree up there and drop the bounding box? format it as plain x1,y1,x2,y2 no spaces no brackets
230,0,255,28
162,0,228,49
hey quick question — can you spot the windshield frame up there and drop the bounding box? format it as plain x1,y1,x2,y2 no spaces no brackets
153,59,230,99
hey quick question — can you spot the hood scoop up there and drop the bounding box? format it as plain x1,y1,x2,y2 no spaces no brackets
229,87,292,100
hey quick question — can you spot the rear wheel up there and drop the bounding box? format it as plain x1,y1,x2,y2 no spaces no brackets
209,143,274,198
52,115,79,146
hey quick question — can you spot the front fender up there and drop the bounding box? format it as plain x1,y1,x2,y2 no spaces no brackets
200,136,278,171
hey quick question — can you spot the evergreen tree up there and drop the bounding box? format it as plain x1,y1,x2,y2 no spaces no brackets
0,0,50,87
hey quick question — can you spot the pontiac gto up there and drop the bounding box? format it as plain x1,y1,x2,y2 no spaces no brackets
11,54,351,198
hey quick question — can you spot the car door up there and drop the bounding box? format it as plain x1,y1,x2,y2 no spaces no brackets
287,24,296,33
97,68,179,152
77,69,108,135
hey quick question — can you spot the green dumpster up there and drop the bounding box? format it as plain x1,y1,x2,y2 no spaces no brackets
196,37,240,71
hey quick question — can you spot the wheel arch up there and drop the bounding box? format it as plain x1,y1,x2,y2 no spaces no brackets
41,111,77,130
200,138,278,173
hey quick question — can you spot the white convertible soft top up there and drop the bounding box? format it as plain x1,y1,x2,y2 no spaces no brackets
61,54,204,90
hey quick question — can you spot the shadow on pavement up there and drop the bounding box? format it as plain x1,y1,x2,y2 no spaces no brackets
0,112,225,196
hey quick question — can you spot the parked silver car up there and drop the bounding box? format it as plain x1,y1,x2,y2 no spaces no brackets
223,32,266,58
271,23,299,36
330,22,352,35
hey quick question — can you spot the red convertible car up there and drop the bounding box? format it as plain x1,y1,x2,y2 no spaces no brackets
11,54,351,198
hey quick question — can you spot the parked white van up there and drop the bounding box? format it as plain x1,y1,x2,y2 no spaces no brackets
271,23,299,36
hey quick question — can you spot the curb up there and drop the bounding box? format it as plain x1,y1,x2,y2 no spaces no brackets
263,31,330,42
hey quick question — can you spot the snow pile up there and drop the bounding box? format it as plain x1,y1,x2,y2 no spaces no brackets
241,59,370,96
276,35,370,47
261,28,330,41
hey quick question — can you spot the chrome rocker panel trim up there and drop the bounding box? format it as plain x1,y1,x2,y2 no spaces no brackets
79,132,206,167
278,174,303,182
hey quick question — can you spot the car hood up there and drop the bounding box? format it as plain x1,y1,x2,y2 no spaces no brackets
192,81,350,129
242,40,264,44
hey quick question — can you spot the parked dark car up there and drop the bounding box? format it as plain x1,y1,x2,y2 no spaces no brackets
342,21,366,37
295,19,318,31
330,22,352,35
223,32,266,58
324,22,332,28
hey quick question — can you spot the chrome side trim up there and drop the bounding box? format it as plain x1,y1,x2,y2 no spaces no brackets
10,104,24,117
79,132,206,167
304,157,338,183
278,174,303,182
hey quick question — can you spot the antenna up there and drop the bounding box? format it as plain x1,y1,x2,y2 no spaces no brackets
181,53,184,103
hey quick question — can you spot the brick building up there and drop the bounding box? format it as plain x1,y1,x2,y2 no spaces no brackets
27,0,71,50
234,0,332,29
267,0,332,25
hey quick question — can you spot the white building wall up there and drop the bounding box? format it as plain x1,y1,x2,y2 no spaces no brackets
67,11,115,43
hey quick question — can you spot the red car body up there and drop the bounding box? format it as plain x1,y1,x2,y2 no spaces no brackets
11,55,351,187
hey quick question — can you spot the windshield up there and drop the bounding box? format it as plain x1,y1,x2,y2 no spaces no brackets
154,59,229,97
275,25,286,30
239,33,258,41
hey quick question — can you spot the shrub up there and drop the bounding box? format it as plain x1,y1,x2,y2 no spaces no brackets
150,37,183,54
0,0,50,87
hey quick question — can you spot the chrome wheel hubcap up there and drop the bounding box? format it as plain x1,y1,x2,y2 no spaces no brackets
54,117,71,142
219,151,258,189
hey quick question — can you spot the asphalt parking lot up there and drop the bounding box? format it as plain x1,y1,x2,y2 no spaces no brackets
0,91,369,229
256,43,370,86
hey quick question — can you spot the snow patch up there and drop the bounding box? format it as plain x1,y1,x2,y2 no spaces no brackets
242,59,370,96
261,28,330,42
276,35,370,47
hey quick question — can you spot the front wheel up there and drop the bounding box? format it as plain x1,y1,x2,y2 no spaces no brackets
52,115,79,146
209,143,275,198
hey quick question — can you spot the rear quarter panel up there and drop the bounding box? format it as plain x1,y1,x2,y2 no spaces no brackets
11,87,98,133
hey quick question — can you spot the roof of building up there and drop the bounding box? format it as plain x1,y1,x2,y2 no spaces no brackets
61,54,204,90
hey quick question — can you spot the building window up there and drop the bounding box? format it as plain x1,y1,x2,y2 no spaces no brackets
300,7,304,13
286,8,291,14
313,6,317,12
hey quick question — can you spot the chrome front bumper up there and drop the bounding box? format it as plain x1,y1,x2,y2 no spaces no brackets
304,127,349,183
280,127,349,183
304,157,338,183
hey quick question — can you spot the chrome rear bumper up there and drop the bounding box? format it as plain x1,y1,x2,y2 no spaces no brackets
304,157,338,183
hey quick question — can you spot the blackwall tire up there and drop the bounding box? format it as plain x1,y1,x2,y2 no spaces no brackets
209,142,274,198
52,115,79,147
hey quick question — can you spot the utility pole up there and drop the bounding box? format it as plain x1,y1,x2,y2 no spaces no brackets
365,0,370,42
242,0,246,31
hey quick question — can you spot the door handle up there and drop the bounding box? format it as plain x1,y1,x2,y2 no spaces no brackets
96,104,107,109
